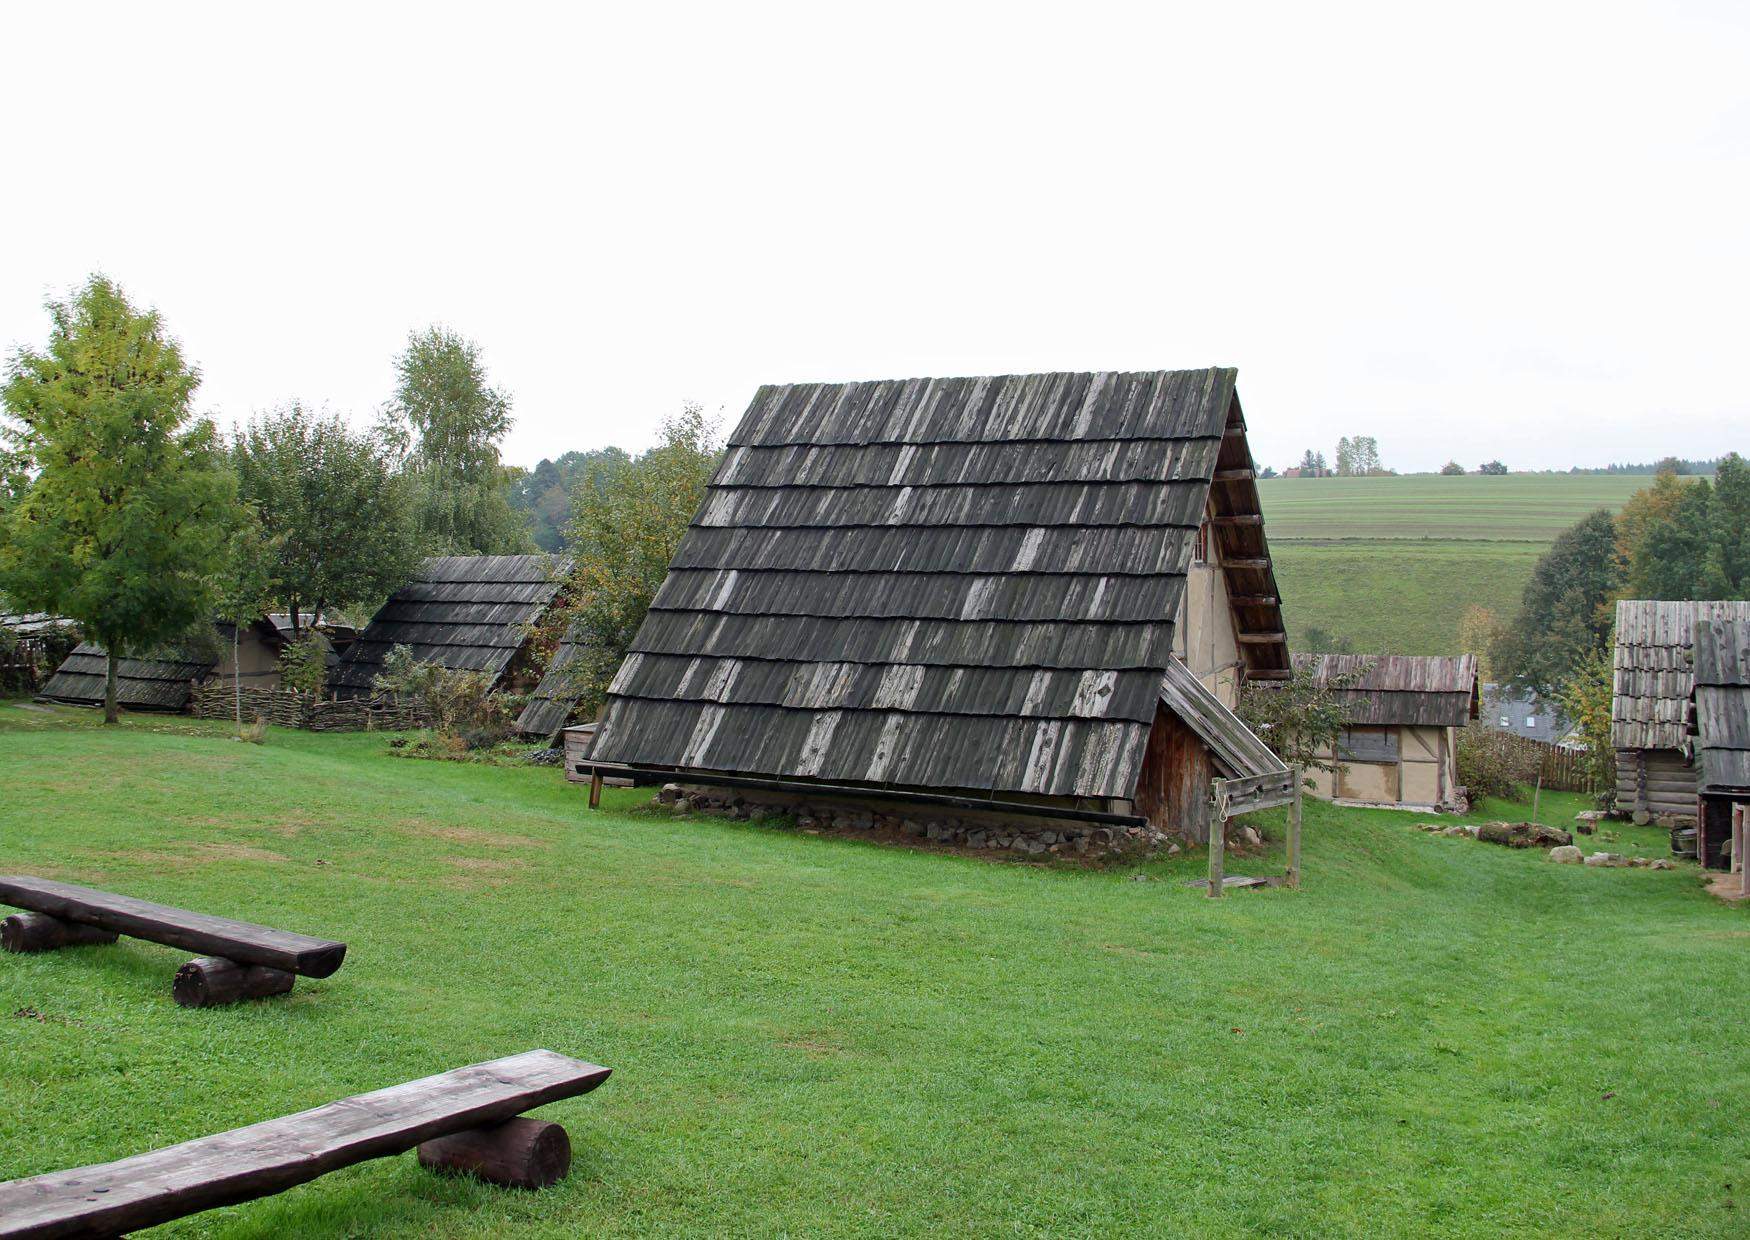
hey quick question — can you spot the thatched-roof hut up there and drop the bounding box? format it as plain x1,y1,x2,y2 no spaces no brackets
1689,617,1750,867
1291,653,1479,810
1611,599,1750,825
578,369,1291,844
330,554,570,698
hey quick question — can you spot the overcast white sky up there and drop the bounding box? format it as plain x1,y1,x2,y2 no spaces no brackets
2,2,1745,473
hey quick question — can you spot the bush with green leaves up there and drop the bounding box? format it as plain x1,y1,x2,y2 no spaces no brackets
372,645,512,747
277,633,330,697
1454,723,1537,801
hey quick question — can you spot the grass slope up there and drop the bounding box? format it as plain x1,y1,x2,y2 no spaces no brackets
1258,474,1653,655
1,705,1746,1237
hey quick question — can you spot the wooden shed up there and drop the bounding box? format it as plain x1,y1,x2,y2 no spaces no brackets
516,622,588,738
1292,653,1479,811
578,369,1291,845
1611,599,1750,825
329,555,571,698
1689,617,1750,869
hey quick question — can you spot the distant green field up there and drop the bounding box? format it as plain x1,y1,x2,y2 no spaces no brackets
1259,474,1655,655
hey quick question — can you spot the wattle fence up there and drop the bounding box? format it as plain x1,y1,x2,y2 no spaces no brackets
190,683,430,732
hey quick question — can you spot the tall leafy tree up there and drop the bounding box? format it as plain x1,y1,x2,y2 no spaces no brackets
1490,509,1624,696
232,403,421,628
0,277,240,723
551,405,721,715
380,326,531,554
1626,453,1750,599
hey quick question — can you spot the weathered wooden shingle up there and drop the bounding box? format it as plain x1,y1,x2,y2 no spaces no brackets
1612,599,1750,751
591,368,1279,800
1291,653,1479,728
1691,617,1750,793
332,555,569,695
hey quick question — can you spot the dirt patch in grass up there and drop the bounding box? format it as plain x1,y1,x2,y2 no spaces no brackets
437,855,531,889
780,1033,847,1059
394,818,546,851
1704,873,1749,904
86,842,292,870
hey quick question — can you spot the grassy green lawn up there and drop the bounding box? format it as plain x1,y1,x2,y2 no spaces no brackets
1257,474,1658,654
1,704,1746,1237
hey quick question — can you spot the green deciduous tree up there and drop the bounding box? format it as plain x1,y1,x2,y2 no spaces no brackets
1478,460,1508,475
380,327,531,555
1623,453,1750,599
0,277,240,723
1490,509,1624,697
1440,460,1465,476
232,403,421,629
1236,659,1363,782
551,405,721,716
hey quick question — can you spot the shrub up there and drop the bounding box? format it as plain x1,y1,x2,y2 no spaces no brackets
372,645,513,748
1455,723,1537,801
277,632,329,696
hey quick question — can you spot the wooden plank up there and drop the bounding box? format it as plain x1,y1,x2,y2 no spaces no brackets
0,1050,610,1239
1287,772,1302,889
0,877,346,979
1236,632,1287,644
1221,558,1272,570
1226,596,1279,607
1209,515,1264,526
1208,790,1227,899
1212,468,1255,481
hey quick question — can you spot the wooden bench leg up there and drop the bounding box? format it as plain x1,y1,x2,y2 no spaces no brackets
1,911,119,953
418,1116,572,1189
172,956,295,1007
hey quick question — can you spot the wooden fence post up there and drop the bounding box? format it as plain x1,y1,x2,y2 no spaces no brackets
1208,785,1227,899
1286,769,1302,889
588,771,603,810
1736,804,1748,900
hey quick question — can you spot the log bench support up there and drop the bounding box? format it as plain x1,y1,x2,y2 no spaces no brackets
173,956,297,1008
418,1116,572,1189
0,911,119,954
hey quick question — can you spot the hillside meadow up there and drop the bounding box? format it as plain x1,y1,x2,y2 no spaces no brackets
1258,473,1655,655
1,703,1746,1237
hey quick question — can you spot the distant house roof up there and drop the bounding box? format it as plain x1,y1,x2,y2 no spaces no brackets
1291,653,1480,728
590,369,1288,800
1481,683,1571,744
330,554,570,696
1611,599,1750,751
37,643,217,711
515,622,588,737
1691,617,1750,794
1,613,76,638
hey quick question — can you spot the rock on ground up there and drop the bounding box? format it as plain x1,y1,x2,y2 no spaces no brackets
1548,845,1583,864
1477,821,1574,849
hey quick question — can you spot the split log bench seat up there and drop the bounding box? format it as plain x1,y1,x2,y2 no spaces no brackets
0,876,346,1007
0,1049,612,1240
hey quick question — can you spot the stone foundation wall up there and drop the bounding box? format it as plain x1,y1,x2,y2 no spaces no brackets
656,783,1177,859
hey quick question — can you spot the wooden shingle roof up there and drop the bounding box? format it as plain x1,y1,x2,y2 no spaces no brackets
1291,653,1480,728
1691,617,1750,794
1612,599,1750,751
331,555,569,695
515,622,587,737
37,643,216,711
589,369,1284,800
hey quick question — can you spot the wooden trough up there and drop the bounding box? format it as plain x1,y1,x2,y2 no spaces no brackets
0,1050,611,1239
0,877,346,1006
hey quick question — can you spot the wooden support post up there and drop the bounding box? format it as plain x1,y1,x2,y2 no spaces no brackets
417,1116,572,1189
1737,804,1748,900
172,957,296,1008
1,912,118,954
1208,789,1227,899
588,771,603,809
1286,770,1303,889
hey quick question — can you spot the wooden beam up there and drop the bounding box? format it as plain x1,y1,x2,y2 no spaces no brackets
418,1117,571,1190
0,912,117,953
1227,595,1279,607
1237,632,1288,644
1207,798,1227,899
1209,514,1263,526
1212,468,1255,482
173,957,295,1008
1287,772,1303,889
1245,669,1293,682
0,876,346,978
1220,558,1272,570
0,1051,612,1238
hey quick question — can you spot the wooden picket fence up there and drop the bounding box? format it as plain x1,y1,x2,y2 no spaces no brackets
1470,728,1604,794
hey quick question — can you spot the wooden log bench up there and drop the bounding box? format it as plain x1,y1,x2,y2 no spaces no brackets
0,1049,612,1239
0,876,346,1007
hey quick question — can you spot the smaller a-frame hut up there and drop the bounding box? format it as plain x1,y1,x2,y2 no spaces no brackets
1689,617,1750,868
36,617,300,713
1611,599,1750,825
330,555,570,698
1291,653,1479,810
